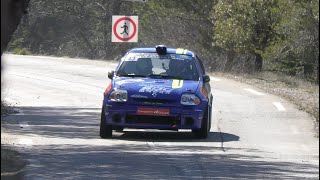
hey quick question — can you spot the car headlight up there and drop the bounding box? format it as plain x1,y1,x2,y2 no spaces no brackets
109,89,128,102
181,94,201,105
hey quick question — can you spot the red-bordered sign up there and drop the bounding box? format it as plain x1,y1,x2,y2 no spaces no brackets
112,16,138,42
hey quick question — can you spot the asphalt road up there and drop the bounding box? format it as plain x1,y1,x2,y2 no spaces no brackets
2,54,319,179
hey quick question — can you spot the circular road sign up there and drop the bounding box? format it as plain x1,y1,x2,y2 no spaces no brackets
112,16,138,42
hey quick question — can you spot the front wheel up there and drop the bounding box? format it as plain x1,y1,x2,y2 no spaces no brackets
114,127,124,132
100,106,112,138
193,107,211,139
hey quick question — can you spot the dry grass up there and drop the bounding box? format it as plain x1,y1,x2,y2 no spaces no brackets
214,71,319,137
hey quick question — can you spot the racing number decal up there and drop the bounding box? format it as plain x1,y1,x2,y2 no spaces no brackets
172,80,184,89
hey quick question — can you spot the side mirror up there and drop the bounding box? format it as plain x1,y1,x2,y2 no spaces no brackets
203,75,210,83
108,71,114,79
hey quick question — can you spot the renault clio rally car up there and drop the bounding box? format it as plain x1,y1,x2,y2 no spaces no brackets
100,45,212,139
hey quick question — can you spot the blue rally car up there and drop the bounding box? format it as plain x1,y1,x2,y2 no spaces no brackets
100,45,212,139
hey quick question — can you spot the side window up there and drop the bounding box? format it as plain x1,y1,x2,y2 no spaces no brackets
196,55,206,74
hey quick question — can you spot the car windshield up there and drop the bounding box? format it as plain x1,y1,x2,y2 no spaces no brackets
116,53,199,81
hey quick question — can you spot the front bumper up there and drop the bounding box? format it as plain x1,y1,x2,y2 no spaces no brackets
102,103,207,130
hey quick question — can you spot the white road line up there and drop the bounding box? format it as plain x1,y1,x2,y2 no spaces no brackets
244,88,264,96
273,102,286,111
210,77,221,81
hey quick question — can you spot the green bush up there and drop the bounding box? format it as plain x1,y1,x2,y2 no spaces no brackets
12,48,31,55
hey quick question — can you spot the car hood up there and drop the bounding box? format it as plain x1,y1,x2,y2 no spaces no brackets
113,77,200,100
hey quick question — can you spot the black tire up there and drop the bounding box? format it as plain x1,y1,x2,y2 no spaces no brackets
208,97,213,132
100,106,112,138
114,127,124,132
193,106,210,139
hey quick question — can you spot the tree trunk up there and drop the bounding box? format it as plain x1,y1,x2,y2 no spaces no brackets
1,0,30,56
78,31,95,59
316,55,319,84
223,51,235,72
254,52,263,72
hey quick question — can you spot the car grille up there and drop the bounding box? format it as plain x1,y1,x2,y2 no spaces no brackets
125,115,181,125
132,98,177,104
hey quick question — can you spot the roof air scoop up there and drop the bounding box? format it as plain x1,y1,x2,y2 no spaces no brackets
156,45,167,55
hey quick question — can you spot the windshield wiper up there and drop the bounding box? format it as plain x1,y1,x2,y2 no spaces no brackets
148,74,184,80
118,74,147,78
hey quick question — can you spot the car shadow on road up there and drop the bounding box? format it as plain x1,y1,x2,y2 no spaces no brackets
115,131,239,143
2,106,239,143
2,106,318,179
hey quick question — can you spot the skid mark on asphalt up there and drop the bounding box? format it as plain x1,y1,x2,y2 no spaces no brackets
216,110,226,152
273,102,286,111
218,127,226,152
244,88,265,96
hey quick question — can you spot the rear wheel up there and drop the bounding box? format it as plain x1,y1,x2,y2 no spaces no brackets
193,106,211,139
100,106,112,138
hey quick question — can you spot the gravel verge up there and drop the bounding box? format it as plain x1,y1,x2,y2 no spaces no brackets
1,101,27,178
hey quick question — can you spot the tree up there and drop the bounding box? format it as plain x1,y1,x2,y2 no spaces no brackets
212,0,278,71
264,0,319,83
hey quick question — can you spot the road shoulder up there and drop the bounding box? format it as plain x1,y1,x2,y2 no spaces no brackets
212,71,319,137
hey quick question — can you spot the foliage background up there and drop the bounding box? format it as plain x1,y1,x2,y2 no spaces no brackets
7,0,319,84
